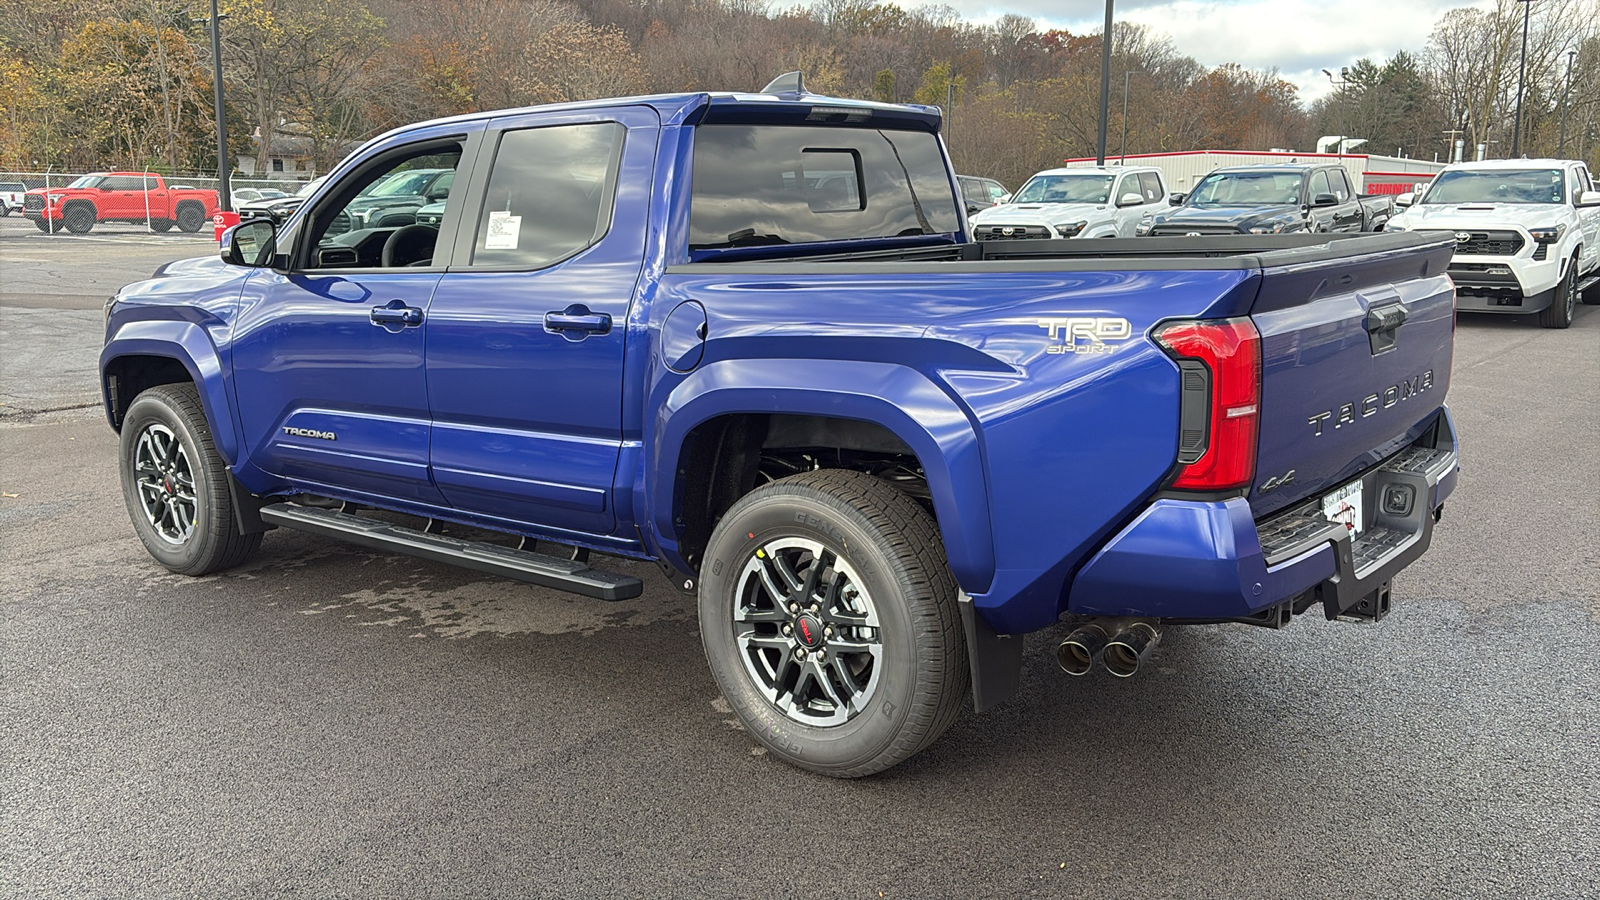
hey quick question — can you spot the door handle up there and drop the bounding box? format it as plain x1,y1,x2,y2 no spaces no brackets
370,299,423,328
544,305,612,338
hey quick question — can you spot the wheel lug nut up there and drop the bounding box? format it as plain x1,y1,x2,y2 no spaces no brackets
824,626,833,638
815,648,826,660
789,603,799,614
782,624,792,636
795,648,807,660
809,604,820,613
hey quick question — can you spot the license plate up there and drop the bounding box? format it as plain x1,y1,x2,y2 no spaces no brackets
1322,479,1364,536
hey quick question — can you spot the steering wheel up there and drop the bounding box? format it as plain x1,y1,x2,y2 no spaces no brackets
381,223,439,267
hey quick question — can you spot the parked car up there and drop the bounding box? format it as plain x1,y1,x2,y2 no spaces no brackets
231,187,288,207
21,172,219,234
237,176,328,224
1385,159,1600,328
1141,164,1392,236
0,181,27,215
956,175,1008,214
340,167,455,230
103,81,1460,777
971,166,1168,239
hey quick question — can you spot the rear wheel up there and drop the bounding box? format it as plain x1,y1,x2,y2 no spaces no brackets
119,383,262,575
1538,258,1577,328
698,469,968,777
175,203,206,233
62,203,95,234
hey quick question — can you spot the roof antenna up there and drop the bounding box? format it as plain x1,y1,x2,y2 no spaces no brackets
761,72,805,94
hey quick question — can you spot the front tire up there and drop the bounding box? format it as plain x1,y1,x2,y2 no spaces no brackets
1538,258,1577,328
62,203,95,233
119,383,262,575
698,469,968,777
149,218,174,233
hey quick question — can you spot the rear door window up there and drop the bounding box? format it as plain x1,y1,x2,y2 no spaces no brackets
689,125,960,249
1138,171,1163,202
469,122,624,270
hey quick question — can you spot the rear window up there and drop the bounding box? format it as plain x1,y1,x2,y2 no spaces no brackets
689,125,960,250
0,183,25,191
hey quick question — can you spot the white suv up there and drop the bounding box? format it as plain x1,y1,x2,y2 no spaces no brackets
970,166,1168,240
1386,159,1600,328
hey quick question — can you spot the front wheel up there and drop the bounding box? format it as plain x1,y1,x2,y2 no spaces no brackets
119,383,262,575
1538,258,1577,328
698,469,968,777
62,203,95,233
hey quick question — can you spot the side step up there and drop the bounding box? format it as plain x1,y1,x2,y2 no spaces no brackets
258,504,644,601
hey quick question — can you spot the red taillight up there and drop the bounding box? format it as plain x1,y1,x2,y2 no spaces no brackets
1155,317,1261,491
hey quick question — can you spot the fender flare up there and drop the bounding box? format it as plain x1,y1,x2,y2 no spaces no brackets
651,358,996,594
100,320,237,465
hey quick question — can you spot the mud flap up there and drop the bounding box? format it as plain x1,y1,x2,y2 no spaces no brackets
960,592,1023,713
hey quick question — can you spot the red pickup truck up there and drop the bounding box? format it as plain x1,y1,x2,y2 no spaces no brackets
22,172,219,234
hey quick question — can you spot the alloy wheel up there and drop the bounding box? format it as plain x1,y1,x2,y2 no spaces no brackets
133,422,197,544
733,537,882,727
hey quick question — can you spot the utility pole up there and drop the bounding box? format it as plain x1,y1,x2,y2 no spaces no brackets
207,0,231,212
1512,0,1534,157
1096,0,1113,165
1559,49,1577,157
1119,71,1138,163
1323,68,1349,158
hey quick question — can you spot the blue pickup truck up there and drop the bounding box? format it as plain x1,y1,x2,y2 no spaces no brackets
101,78,1460,776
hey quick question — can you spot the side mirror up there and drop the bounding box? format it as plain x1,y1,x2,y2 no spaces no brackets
967,202,983,214
996,194,1011,204
1168,192,1186,206
221,218,278,267
1577,190,1600,208
1117,192,1145,207
1312,193,1338,207
1394,192,1414,209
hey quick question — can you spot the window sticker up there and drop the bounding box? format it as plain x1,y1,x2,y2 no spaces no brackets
485,210,521,249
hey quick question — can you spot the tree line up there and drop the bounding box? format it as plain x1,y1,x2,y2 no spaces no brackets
1,0,1596,190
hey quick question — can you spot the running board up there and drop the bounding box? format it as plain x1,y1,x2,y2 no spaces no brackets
258,504,644,601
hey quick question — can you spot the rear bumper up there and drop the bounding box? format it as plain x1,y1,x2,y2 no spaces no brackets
1068,408,1459,621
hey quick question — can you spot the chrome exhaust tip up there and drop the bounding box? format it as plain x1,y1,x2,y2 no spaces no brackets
1056,624,1110,676
1103,622,1160,678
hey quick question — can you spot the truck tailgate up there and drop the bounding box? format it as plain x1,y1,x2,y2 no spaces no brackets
1248,234,1457,518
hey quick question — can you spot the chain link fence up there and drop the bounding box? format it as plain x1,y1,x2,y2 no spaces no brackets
1,170,315,235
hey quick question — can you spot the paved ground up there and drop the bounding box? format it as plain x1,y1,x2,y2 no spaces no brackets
2,220,1599,898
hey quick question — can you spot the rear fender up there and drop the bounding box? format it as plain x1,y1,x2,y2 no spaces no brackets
652,358,996,593
100,321,237,465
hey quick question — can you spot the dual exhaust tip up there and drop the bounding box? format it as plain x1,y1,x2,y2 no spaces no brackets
1057,621,1160,678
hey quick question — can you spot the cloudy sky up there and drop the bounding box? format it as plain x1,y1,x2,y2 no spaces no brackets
907,0,1497,103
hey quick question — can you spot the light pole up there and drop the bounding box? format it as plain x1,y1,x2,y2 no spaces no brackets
1559,49,1577,157
1119,71,1140,162
1323,68,1349,158
205,0,231,212
1096,0,1114,165
1512,0,1534,157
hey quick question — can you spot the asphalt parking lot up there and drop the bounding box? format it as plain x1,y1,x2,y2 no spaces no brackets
3,214,1598,898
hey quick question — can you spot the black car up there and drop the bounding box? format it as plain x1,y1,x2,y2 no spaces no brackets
957,175,1008,214
237,176,327,223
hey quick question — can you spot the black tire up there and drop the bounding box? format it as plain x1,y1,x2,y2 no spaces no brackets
62,202,95,233
1538,257,1577,329
175,203,206,233
1,205,9,217
149,218,174,233
119,383,262,575
698,469,967,777
34,218,51,233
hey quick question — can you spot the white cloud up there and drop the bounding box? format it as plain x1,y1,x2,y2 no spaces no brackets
889,0,1496,104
